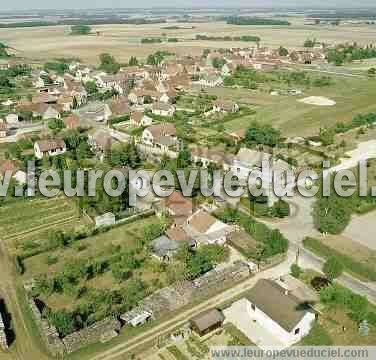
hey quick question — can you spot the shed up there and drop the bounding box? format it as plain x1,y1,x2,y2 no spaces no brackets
190,309,225,337
95,212,116,228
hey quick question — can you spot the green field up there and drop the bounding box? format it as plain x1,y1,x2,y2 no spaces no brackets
205,75,376,137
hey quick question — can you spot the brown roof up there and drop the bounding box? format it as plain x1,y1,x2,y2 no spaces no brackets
32,93,57,104
229,128,247,140
95,131,112,150
165,191,193,217
214,100,237,112
0,159,18,176
147,123,176,139
190,309,224,333
109,97,130,117
130,111,144,124
187,210,217,234
245,279,312,332
64,114,80,129
36,139,66,153
191,147,233,166
166,226,192,242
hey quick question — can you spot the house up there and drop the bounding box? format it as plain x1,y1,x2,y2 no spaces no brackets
0,159,18,179
128,89,159,105
17,102,62,120
0,310,8,350
142,123,177,150
166,226,195,246
163,191,193,225
228,128,247,143
129,111,152,128
120,310,153,327
185,209,230,245
223,279,316,349
191,147,233,170
77,102,111,123
57,95,74,112
88,130,114,154
231,148,272,180
151,102,175,117
34,139,67,159
64,114,80,129
32,93,58,104
196,75,223,88
190,309,225,337
108,97,131,119
213,100,239,113
151,235,181,261
95,73,130,95
0,123,8,138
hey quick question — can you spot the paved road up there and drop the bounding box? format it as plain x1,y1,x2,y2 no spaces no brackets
261,194,376,305
92,254,295,360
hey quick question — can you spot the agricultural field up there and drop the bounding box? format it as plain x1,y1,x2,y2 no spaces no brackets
1,18,376,64
0,195,87,256
206,75,376,137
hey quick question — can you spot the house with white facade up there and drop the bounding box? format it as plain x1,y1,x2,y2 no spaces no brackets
184,209,231,245
213,100,240,113
141,123,177,151
151,102,175,117
129,111,152,128
223,279,316,350
34,139,67,159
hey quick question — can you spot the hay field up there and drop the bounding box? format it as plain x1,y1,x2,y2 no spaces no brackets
2,18,376,64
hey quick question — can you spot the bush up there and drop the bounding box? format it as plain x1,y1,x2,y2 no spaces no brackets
291,264,303,278
323,257,344,281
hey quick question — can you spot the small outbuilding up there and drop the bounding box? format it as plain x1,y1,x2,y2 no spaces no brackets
190,309,225,337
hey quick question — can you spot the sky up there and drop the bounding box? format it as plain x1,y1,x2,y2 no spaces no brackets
1,0,376,11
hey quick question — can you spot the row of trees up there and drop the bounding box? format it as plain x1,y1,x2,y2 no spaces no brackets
226,17,290,26
327,43,376,66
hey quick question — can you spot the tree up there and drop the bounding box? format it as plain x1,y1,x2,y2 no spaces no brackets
278,46,289,56
368,67,376,76
212,57,226,69
71,25,92,35
84,80,98,96
319,127,335,146
291,264,303,278
99,53,120,74
245,123,281,147
313,195,351,234
304,38,316,48
128,56,139,66
176,145,191,168
323,257,344,281
46,310,76,337
0,42,10,58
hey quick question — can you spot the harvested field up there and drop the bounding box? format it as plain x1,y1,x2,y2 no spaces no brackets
2,18,376,64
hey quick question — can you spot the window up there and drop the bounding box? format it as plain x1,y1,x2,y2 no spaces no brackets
294,328,300,335
251,303,256,311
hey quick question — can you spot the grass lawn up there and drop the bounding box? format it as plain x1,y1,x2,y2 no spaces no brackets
206,75,376,137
